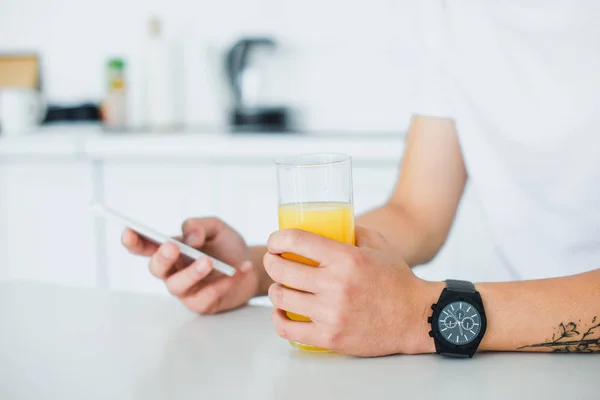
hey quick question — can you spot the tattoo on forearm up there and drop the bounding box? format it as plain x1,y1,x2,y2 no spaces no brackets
518,316,600,353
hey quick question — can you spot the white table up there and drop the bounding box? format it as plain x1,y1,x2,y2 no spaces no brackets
0,282,597,400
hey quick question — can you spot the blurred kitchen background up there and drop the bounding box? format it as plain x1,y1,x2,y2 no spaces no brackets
0,0,506,296
0,0,418,132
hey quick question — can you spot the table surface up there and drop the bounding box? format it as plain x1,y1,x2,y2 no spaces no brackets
1,282,598,400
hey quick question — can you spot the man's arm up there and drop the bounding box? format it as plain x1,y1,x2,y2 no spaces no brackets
260,116,600,355
264,225,600,356
417,270,600,353
356,116,466,266
481,269,600,352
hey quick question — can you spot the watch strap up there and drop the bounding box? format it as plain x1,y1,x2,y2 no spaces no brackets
445,279,476,293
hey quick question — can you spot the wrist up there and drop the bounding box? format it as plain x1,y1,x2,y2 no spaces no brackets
407,280,444,354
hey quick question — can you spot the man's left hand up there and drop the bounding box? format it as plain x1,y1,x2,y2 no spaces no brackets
264,226,441,357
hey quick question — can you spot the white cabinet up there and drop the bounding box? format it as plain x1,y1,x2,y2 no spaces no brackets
0,152,506,294
101,162,216,294
0,160,97,286
216,163,279,246
0,132,506,294
0,180,8,282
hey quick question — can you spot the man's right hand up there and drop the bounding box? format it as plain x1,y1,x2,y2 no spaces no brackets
121,217,261,314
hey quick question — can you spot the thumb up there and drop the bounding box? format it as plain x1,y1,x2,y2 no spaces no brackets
182,217,227,248
183,229,207,248
354,226,389,250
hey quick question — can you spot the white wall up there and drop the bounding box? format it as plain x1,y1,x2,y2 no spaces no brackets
0,0,419,132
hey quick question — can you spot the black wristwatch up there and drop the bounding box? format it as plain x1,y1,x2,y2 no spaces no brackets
428,279,487,358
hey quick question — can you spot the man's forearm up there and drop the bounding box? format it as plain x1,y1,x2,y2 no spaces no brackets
415,269,600,353
479,269,600,352
357,203,441,266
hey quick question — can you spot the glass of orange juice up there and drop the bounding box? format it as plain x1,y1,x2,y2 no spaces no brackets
275,153,355,352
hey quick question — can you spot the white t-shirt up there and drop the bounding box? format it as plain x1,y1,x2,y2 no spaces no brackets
414,1,600,280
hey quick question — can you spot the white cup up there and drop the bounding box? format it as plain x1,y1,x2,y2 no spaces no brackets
0,88,46,136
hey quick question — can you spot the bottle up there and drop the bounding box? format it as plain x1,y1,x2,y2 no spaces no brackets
143,17,176,131
102,58,127,129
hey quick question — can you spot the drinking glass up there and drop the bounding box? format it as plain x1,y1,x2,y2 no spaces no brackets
275,153,355,352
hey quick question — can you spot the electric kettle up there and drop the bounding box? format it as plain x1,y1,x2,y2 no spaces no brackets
225,37,290,132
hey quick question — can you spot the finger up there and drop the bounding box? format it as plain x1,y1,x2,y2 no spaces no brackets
268,284,323,321
164,257,213,296
148,242,180,280
122,229,159,256
263,253,322,293
184,259,252,293
267,229,349,267
272,309,324,348
354,226,388,249
183,261,251,314
181,217,224,247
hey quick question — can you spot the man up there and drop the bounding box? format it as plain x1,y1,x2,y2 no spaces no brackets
122,1,600,357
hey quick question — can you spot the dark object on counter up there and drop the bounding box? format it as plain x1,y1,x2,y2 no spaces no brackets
225,37,291,132
230,107,289,132
43,103,101,123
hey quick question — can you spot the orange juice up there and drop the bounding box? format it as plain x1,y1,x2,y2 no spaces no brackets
277,201,355,351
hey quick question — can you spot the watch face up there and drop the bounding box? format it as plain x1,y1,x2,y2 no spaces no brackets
438,301,482,345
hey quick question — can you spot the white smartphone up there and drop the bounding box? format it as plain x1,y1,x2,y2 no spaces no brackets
90,202,237,277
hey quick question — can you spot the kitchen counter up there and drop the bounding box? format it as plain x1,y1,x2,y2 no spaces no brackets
0,282,597,400
0,124,405,160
